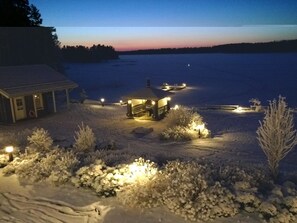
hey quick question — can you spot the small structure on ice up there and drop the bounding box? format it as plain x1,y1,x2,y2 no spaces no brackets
123,79,173,120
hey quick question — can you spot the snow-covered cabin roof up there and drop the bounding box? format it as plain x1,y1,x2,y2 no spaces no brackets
123,86,173,101
0,64,78,98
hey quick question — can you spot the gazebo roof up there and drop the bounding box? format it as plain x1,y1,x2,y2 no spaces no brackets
123,86,173,101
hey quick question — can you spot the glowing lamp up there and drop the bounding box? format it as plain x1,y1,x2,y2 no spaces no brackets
173,105,179,110
5,146,14,162
119,100,123,104
128,100,132,104
152,101,156,105
194,123,205,132
100,98,105,103
234,106,244,113
182,83,187,87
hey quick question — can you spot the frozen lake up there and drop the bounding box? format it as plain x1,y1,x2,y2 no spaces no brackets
65,53,297,107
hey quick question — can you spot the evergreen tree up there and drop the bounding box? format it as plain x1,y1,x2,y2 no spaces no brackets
0,0,60,67
0,0,42,26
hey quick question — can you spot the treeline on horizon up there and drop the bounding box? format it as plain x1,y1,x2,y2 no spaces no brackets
119,39,297,55
61,45,118,63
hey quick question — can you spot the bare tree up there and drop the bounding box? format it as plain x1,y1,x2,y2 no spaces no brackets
257,96,297,179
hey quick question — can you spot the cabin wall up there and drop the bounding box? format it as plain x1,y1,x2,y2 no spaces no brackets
25,95,34,118
38,92,53,117
0,95,12,123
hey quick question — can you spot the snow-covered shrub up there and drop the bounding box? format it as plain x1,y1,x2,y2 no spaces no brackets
165,106,202,128
160,161,238,221
73,122,96,152
118,172,164,208
27,128,53,152
249,98,262,112
284,196,297,214
161,106,209,141
48,150,79,184
257,96,297,179
0,129,32,149
119,161,238,221
258,201,278,219
160,126,194,141
73,158,158,197
3,148,79,184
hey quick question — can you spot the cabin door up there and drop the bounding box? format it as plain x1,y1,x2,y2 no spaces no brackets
13,97,27,120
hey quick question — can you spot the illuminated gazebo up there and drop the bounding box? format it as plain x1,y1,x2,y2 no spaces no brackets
123,80,173,120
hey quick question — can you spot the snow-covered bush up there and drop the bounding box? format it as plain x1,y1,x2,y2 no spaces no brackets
257,96,297,179
160,126,194,141
258,201,278,219
161,106,209,141
0,129,32,149
119,161,238,222
249,98,262,112
160,161,238,221
73,158,158,197
165,106,202,128
27,128,53,152
73,122,96,152
3,148,79,184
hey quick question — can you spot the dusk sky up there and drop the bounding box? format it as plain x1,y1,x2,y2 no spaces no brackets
30,0,297,51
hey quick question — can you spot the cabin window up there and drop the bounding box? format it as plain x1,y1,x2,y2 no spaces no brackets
34,94,44,110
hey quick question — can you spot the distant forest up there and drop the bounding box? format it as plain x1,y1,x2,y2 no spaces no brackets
61,45,119,63
119,39,297,55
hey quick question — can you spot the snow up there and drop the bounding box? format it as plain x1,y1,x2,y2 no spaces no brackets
1,54,297,222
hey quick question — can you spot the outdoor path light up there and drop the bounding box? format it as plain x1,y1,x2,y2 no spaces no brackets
5,146,14,162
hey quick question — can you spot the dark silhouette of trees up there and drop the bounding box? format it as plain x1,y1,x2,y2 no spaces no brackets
120,40,297,55
0,0,42,26
0,0,60,67
61,44,119,63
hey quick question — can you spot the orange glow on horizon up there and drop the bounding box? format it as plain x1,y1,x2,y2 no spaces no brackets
61,40,217,52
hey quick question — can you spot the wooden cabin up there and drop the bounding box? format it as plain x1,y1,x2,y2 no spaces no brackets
0,64,78,124
123,80,173,120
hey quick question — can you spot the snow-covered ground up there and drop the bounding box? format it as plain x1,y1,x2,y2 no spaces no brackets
1,54,297,222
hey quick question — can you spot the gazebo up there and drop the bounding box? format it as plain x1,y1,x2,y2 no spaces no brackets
123,80,173,120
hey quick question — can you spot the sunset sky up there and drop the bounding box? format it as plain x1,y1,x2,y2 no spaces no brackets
30,0,297,51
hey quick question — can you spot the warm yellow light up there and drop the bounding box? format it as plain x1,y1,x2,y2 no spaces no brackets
5,146,13,153
167,97,171,101
173,104,179,110
100,98,105,103
182,83,187,87
128,100,132,104
152,101,156,105
234,106,244,113
194,123,205,131
126,159,157,183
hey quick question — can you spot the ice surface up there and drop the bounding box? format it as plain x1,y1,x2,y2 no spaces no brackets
66,53,297,107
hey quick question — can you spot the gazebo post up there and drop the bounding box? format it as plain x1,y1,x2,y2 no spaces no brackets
167,99,170,111
152,100,158,120
126,100,133,118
